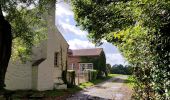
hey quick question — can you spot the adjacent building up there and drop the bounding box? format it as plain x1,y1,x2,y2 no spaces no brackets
68,48,105,75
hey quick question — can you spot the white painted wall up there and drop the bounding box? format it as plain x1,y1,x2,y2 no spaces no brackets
5,61,32,90
36,60,53,91
32,40,47,61
36,0,68,90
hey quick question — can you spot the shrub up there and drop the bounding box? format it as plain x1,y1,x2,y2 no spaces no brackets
91,70,98,80
84,69,98,81
67,70,76,88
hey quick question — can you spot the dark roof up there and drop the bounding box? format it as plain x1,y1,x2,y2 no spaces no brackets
70,48,103,56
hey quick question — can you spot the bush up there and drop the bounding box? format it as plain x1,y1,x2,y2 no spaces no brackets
91,70,98,80
84,69,98,81
67,70,76,88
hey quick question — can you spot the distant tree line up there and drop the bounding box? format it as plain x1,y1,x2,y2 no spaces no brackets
106,64,132,75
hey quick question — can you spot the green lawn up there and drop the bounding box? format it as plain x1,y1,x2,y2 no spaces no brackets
78,74,118,89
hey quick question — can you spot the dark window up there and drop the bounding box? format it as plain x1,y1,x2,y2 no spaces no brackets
73,63,76,70
54,52,58,67
87,64,93,69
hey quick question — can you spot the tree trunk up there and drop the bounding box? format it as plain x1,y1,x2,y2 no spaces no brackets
0,6,12,90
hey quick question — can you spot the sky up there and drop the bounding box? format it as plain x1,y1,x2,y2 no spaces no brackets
55,2,127,66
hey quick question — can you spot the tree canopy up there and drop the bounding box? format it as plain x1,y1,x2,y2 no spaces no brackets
0,0,56,61
0,0,57,89
71,0,170,99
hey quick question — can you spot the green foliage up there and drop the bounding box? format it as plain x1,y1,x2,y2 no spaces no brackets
10,8,47,62
106,64,112,74
91,70,98,80
71,0,170,99
80,56,98,70
80,51,107,78
98,51,107,77
124,75,136,88
0,0,57,62
62,60,68,84
85,69,98,81
111,64,132,75
79,74,115,89
67,70,76,88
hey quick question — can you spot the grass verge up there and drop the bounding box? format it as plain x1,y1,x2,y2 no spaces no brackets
78,74,117,89
124,75,135,88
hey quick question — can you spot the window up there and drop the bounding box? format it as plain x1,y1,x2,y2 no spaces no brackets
79,64,85,71
54,52,58,67
69,63,77,70
87,64,93,69
71,63,76,70
79,63,93,71
69,64,72,70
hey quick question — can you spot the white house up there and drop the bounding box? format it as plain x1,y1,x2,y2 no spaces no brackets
5,1,68,91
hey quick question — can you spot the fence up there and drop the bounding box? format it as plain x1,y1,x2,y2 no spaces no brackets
67,69,98,85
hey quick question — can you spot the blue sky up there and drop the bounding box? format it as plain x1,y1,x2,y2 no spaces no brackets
55,2,127,66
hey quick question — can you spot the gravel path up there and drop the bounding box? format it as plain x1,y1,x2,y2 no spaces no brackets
66,75,133,100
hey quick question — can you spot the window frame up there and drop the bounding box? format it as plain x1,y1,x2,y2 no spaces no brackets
54,52,58,67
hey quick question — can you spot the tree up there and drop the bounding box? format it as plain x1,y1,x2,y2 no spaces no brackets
71,0,170,99
98,51,107,77
0,0,56,90
111,64,132,75
106,63,111,74
0,9,12,89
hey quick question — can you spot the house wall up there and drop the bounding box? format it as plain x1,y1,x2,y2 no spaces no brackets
36,60,53,91
5,38,47,90
32,66,38,90
36,0,68,90
32,40,47,61
5,61,32,90
67,56,80,73
68,56,98,71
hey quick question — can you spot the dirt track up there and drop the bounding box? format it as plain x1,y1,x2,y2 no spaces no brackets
67,75,133,100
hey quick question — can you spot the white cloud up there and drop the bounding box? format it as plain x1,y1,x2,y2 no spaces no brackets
106,53,127,66
68,39,95,49
56,2,73,16
56,2,127,66
56,2,87,37
59,22,87,37
101,39,107,43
